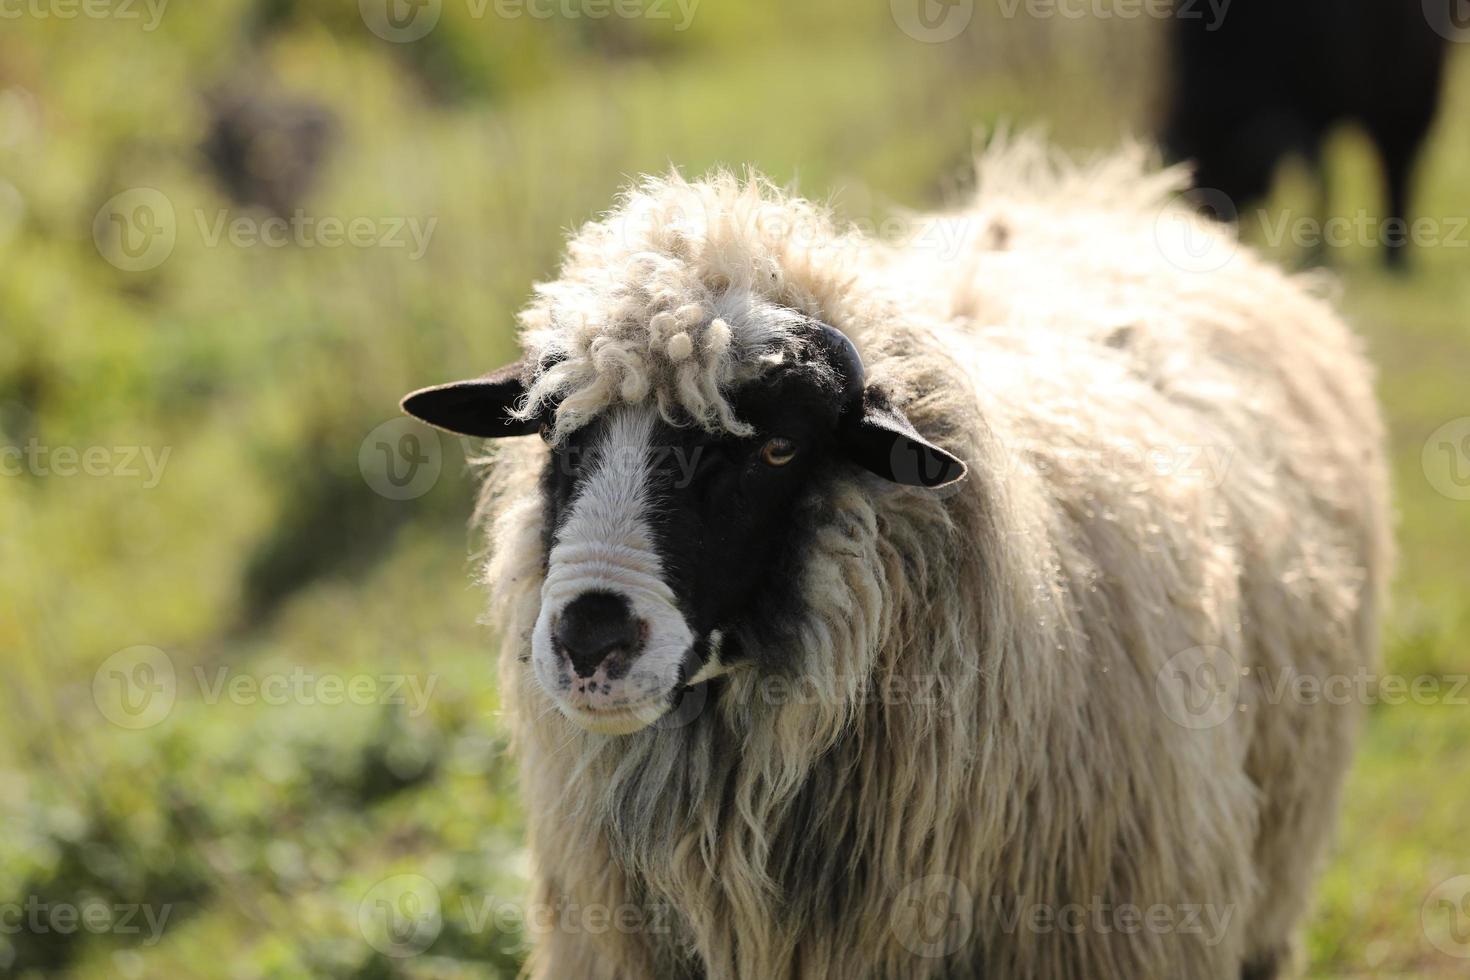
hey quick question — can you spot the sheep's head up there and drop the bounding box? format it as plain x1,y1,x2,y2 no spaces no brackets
403,323,964,735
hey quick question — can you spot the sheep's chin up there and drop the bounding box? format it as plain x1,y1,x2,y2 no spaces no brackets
555,698,671,735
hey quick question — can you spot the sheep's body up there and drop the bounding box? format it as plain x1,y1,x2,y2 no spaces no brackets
478,140,1390,979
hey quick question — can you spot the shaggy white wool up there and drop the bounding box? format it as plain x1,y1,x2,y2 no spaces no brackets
474,136,1391,980
509,169,887,442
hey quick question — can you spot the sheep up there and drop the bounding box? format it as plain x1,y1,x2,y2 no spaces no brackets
1161,0,1449,268
401,137,1391,980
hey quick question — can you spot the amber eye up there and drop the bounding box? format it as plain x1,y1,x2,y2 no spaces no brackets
760,437,798,467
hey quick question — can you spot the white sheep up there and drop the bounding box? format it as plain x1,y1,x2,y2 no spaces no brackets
402,136,1391,979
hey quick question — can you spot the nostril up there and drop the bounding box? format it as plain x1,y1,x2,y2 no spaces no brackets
554,591,644,679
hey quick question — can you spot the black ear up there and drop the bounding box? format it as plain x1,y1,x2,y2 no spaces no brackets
841,386,967,488
400,361,542,437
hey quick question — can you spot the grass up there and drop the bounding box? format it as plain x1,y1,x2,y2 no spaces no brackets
0,3,1466,976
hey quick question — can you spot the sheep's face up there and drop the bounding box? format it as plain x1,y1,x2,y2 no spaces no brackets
401,325,966,735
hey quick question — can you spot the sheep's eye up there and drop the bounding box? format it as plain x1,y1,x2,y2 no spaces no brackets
760,437,798,467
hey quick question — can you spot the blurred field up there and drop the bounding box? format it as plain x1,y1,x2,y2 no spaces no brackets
0,2,1467,977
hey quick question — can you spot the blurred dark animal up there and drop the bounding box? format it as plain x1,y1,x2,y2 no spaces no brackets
1162,0,1451,267
201,87,335,218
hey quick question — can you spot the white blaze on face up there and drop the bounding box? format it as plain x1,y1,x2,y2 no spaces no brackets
532,406,696,734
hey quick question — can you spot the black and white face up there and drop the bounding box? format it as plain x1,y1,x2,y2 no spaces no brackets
402,325,966,735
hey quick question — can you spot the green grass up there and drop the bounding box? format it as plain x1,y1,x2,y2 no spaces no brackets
1,5,1466,977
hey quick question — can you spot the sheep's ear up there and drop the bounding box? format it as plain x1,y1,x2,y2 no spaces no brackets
400,361,541,438
841,386,967,488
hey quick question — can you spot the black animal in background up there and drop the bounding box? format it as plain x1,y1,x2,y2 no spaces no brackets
1162,0,1452,267
202,85,336,219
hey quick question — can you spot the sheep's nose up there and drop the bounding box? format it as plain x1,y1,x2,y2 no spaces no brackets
554,592,644,678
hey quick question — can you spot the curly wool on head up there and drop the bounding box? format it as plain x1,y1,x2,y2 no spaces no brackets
510,170,887,441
